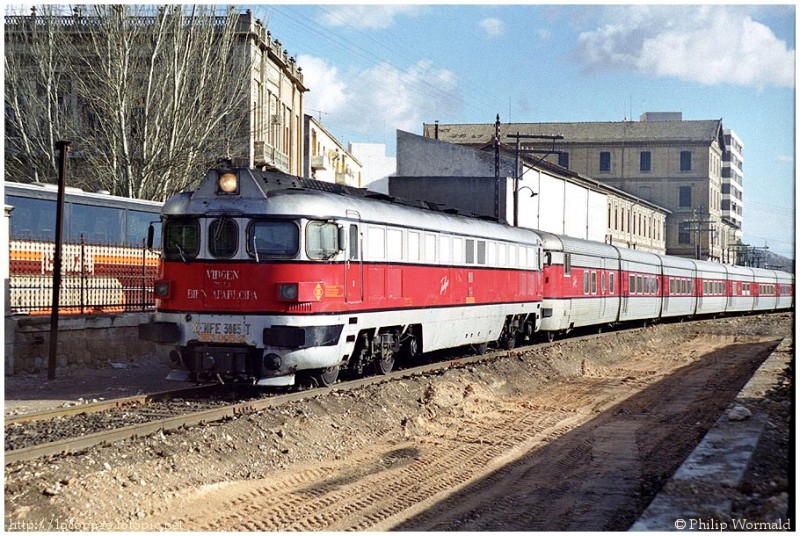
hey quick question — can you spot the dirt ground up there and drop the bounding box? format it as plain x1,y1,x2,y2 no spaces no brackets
4,313,793,532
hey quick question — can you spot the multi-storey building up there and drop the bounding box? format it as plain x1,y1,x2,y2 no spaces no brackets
303,115,363,187
721,129,745,256
5,9,306,181
425,113,740,263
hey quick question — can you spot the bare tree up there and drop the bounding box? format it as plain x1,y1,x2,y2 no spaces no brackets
4,5,80,184
5,4,253,200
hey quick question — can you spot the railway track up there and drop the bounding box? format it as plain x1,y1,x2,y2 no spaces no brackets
3,315,774,467
4,339,535,466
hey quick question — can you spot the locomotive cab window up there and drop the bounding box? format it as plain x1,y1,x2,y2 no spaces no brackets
306,221,339,260
209,218,239,258
164,218,200,261
247,220,299,259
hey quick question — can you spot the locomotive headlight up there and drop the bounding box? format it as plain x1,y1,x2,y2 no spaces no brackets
154,280,171,298
217,172,239,194
277,283,299,301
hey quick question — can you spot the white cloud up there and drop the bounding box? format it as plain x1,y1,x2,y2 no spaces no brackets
479,17,505,38
298,54,463,142
575,6,794,88
317,5,423,30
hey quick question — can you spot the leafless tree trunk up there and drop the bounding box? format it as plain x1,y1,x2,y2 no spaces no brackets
4,6,80,184
5,5,253,200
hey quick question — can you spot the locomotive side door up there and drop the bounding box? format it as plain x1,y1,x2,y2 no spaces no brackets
345,213,363,304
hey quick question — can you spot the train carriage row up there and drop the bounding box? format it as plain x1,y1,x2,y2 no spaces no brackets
538,230,794,337
139,168,793,387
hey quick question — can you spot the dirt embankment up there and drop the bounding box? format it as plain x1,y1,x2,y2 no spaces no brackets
4,313,792,532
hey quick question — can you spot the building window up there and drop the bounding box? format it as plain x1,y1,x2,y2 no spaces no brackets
640,151,651,172
558,152,569,169
679,231,691,244
680,151,692,172
599,151,611,173
679,186,692,207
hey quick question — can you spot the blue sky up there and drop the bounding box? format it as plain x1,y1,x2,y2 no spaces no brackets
254,4,795,260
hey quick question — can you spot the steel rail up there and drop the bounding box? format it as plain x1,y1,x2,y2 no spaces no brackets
5,315,759,466
4,385,220,427
3,346,528,466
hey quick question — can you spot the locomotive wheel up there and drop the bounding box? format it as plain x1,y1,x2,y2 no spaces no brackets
545,331,556,343
500,332,517,350
315,366,340,387
374,351,395,375
472,342,489,355
400,336,419,362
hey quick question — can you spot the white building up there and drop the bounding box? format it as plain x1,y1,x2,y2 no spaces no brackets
303,115,362,187
349,143,396,194
722,129,744,246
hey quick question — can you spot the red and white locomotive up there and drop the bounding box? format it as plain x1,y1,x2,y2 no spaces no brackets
140,167,793,386
140,167,544,386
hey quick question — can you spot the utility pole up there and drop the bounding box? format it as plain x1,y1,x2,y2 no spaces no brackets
680,206,716,260
48,141,71,380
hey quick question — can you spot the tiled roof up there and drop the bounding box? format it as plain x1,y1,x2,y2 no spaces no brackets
424,119,723,146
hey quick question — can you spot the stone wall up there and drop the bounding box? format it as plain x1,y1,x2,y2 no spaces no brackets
5,313,169,375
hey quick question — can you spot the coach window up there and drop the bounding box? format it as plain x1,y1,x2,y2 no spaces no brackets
601,273,606,293
609,273,615,294
71,203,123,243
629,275,635,294
248,220,299,259
209,218,239,258
307,221,339,260
128,210,161,248
591,272,597,294
583,272,590,294
164,218,200,261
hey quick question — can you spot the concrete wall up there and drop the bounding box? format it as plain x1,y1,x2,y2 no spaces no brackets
5,312,168,375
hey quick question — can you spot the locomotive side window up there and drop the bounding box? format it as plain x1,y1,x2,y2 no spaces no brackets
439,235,451,264
307,221,339,260
367,226,385,260
164,218,200,261
477,240,486,265
453,237,464,264
248,220,299,259
424,233,436,263
465,239,475,264
563,253,571,275
387,228,403,260
209,218,239,258
408,232,420,261
348,225,359,260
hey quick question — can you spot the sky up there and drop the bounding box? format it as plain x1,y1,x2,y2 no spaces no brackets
252,4,796,261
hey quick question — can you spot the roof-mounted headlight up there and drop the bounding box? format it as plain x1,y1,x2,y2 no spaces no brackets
217,172,239,194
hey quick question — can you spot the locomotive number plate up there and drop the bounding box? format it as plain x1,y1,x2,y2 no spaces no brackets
192,321,252,344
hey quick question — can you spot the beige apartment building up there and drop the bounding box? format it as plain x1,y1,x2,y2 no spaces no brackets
425,113,739,262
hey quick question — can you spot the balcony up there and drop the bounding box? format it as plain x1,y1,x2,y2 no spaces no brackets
254,141,289,173
311,154,326,171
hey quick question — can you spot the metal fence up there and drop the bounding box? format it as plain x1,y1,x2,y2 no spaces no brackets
8,238,160,315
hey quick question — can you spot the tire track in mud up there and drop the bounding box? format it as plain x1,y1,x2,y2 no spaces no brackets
147,336,779,532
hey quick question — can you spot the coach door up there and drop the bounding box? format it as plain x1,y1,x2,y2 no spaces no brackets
345,215,363,304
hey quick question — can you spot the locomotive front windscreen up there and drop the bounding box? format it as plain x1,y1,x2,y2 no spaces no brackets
247,220,299,259
164,218,200,261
